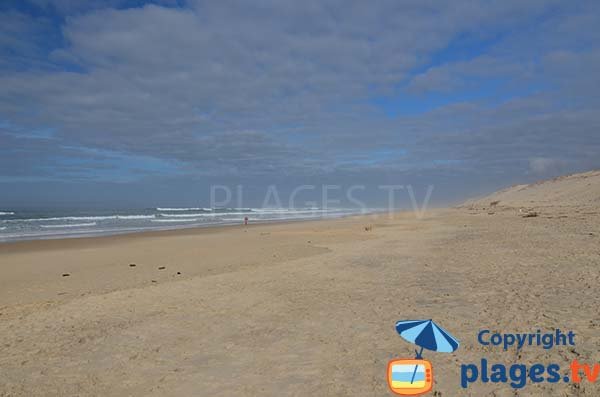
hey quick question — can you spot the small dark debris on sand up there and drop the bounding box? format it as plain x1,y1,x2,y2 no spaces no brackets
62,273,70,277
129,263,136,267
151,280,157,283
158,266,166,270
364,225,373,231
522,211,538,218
176,271,181,275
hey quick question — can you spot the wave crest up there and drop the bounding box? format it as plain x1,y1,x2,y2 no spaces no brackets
40,222,97,228
156,207,212,212
15,215,155,222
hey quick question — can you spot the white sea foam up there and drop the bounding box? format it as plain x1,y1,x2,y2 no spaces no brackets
15,214,155,222
152,218,200,223
156,207,212,211
159,211,254,218
158,209,350,218
252,208,292,213
201,211,253,217
211,208,253,212
0,207,372,243
0,211,15,216
157,212,210,218
252,208,331,213
252,208,330,215
40,222,97,228
112,215,155,220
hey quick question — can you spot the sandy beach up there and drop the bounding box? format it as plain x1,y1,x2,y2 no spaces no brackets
1,171,600,396
3,1,599,395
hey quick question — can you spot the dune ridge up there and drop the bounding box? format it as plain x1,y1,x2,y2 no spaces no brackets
462,169,600,209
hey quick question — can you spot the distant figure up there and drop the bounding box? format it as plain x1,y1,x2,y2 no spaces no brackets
244,216,248,225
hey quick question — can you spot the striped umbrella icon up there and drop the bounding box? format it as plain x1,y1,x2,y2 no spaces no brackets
395,319,460,384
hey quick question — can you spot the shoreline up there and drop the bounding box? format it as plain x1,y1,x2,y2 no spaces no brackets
0,210,386,249
0,208,387,245
0,210,400,307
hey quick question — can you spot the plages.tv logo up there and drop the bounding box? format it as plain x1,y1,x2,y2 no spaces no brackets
387,319,460,396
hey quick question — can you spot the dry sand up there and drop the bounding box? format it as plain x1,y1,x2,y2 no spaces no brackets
1,171,600,396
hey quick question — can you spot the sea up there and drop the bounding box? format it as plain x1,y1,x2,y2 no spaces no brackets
0,207,374,243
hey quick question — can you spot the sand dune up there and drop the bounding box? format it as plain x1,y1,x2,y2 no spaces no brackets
1,171,600,396
463,169,600,209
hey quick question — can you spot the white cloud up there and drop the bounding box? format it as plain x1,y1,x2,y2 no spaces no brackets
0,0,599,193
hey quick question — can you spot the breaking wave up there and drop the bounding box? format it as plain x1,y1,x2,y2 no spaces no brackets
40,222,97,229
151,218,200,223
15,215,156,222
156,207,212,211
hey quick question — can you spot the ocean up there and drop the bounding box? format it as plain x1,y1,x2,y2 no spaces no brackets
0,207,372,243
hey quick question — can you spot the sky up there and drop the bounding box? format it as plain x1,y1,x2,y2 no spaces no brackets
1,0,599,208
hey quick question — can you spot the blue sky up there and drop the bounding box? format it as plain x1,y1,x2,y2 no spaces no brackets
1,0,599,207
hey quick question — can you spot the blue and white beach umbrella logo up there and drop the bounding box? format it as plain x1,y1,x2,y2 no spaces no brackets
395,319,460,356
387,319,459,396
